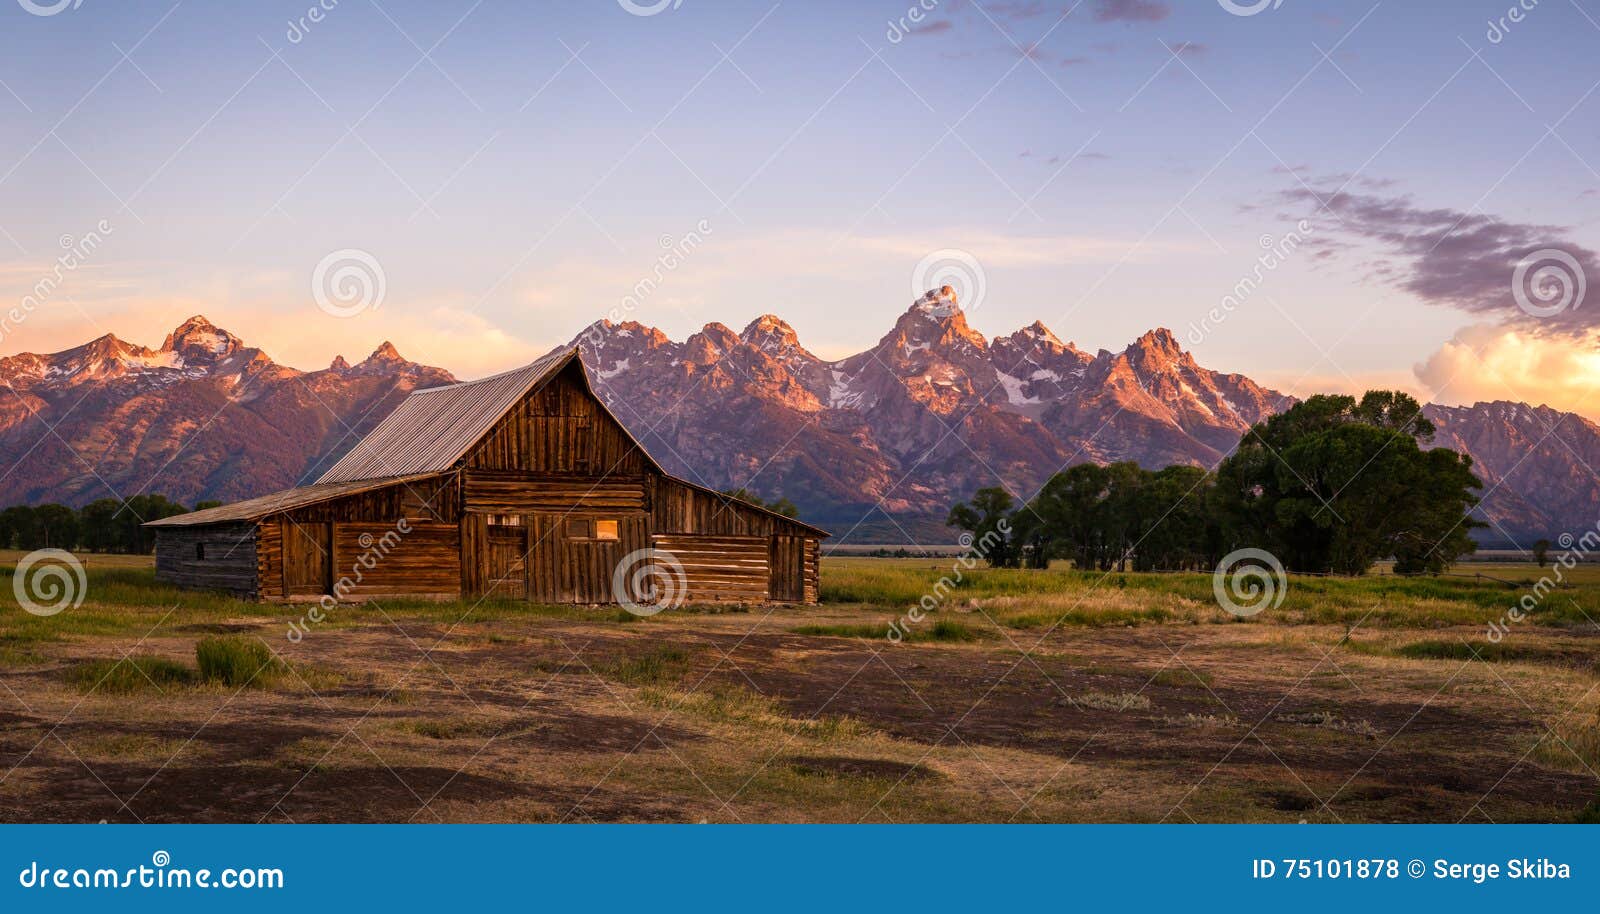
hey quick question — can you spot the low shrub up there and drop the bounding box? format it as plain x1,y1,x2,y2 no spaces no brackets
195,636,285,688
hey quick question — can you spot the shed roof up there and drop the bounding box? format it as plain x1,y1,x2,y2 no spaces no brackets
144,474,438,527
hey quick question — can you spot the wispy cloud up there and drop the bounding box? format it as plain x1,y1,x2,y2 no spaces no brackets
1092,0,1170,23
1281,184,1600,333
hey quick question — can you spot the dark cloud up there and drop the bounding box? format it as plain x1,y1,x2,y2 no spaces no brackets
1169,41,1206,57
906,20,953,37
1282,185,1598,332
1092,0,1171,23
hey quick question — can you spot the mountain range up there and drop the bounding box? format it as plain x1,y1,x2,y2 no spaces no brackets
0,293,1594,546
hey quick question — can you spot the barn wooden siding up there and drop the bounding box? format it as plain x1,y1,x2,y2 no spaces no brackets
655,534,769,602
466,365,649,477
258,475,462,602
152,523,259,597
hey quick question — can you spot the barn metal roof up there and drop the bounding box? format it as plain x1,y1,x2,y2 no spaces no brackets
144,473,439,526
145,346,829,537
316,348,577,484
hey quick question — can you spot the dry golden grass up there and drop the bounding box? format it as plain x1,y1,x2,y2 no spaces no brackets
0,555,1595,823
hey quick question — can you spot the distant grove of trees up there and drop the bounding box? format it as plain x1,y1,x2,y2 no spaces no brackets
0,494,203,554
948,391,1486,576
721,488,800,518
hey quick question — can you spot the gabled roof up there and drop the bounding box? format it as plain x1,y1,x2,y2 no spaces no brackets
145,474,439,527
146,347,828,537
317,348,578,484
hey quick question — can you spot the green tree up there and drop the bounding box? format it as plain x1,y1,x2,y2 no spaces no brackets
119,494,189,553
78,499,124,553
33,504,79,549
1532,538,1552,567
947,486,1019,568
1215,391,1481,575
1015,463,1109,570
1,506,41,550
720,488,799,518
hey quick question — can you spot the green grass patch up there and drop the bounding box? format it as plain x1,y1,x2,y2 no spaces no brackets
64,656,197,694
195,635,286,688
1150,668,1213,688
598,646,692,687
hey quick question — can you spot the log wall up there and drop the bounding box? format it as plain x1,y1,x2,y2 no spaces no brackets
329,521,460,600
462,470,644,514
153,523,259,597
654,533,770,603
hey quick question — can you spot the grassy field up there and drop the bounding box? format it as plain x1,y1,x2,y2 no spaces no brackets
1,551,1597,823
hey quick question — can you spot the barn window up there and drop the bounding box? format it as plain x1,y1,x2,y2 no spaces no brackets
487,514,522,526
195,542,206,560
567,518,620,541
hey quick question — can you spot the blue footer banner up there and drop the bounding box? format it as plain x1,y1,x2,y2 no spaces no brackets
0,825,1592,911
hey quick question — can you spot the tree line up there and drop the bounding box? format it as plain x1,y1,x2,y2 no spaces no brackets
0,495,205,554
948,391,1484,576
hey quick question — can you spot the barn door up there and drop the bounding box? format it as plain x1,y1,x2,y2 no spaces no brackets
769,535,805,603
283,520,332,596
486,525,527,600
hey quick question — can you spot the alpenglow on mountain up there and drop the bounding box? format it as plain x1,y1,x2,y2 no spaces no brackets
0,301,1591,545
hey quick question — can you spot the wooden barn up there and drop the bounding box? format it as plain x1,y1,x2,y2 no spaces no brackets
146,348,826,607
